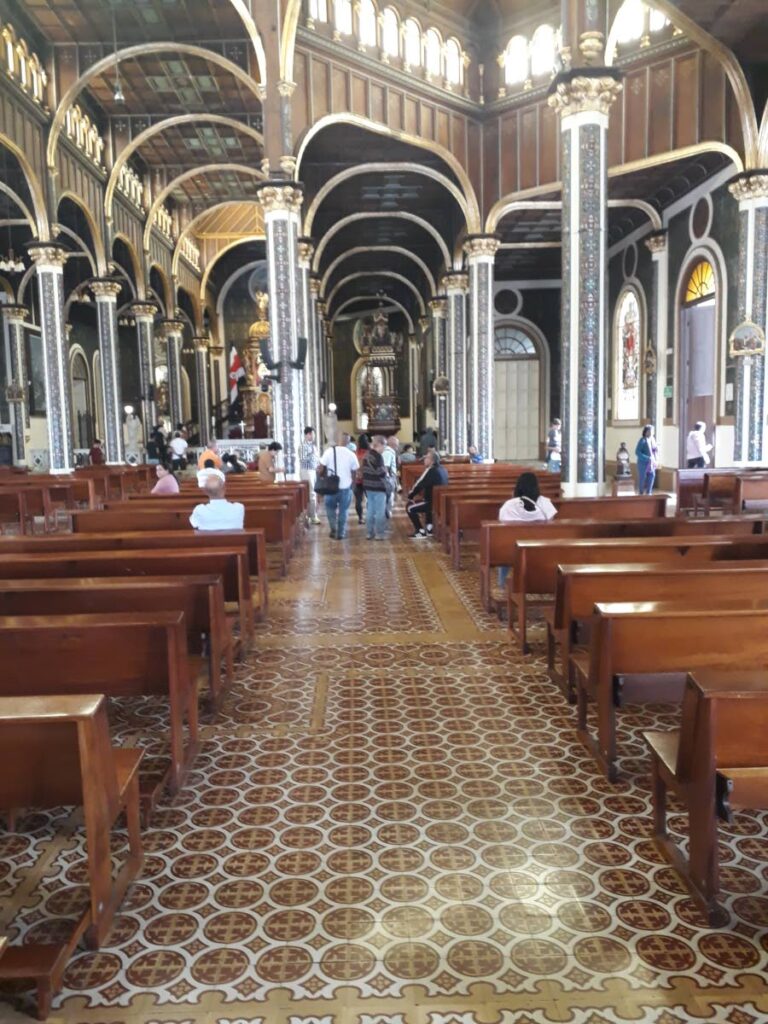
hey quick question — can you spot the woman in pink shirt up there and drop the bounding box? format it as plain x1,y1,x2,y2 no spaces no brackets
151,463,180,496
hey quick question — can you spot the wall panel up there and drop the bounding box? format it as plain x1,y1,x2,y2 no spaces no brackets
500,113,518,198
451,114,466,168
624,69,647,164
352,75,367,118
673,52,699,150
648,62,672,157
519,108,538,191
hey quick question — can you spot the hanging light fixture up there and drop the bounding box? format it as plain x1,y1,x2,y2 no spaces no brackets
111,3,125,104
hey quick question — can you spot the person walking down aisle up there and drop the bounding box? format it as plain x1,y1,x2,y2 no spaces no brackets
319,439,360,540
407,451,448,537
363,436,389,541
686,421,712,468
635,425,659,494
298,427,321,524
354,435,370,524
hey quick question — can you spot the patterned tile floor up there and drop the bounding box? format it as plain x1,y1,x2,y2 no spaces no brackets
2,512,768,1024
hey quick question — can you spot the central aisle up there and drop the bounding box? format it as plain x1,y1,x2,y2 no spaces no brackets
4,513,768,1024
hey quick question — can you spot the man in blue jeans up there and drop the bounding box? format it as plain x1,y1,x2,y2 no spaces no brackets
319,440,360,539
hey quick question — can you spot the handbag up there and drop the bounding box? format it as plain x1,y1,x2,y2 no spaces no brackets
314,445,340,495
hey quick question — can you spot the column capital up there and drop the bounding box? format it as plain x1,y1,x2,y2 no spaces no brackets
192,335,210,351
298,236,315,267
418,316,431,333
90,277,123,300
0,304,29,322
429,296,448,317
463,234,501,260
316,300,327,316
309,275,322,299
209,342,224,357
547,68,623,118
256,180,304,215
156,318,185,339
442,271,469,294
130,302,159,319
277,79,297,98
728,171,768,203
644,231,668,256
26,241,68,269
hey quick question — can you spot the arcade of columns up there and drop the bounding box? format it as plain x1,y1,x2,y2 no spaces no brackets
4,3,768,487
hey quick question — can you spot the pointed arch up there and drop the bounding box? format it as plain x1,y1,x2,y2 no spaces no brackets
313,211,452,273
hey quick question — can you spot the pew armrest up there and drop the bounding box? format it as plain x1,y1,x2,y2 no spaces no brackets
717,768,768,822
643,729,680,778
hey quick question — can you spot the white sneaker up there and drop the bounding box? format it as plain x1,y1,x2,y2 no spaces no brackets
410,530,427,539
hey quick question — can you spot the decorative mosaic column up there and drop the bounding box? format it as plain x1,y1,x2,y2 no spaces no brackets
193,336,212,447
309,277,323,435
298,238,315,434
90,279,125,464
549,71,622,496
443,272,469,455
256,182,304,477
465,235,501,460
1,304,30,465
131,302,158,435
429,296,449,445
158,319,185,429
729,173,768,463
410,332,423,433
27,242,74,472
644,232,668,442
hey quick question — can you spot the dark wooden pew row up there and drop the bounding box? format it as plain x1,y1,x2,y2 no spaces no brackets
400,461,553,494
507,533,768,652
448,493,670,570
548,560,768,700
180,478,310,516
571,600,768,782
172,483,304,527
0,694,143,1019
0,610,198,804
0,575,234,708
0,548,254,641
644,669,768,925
480,515,764,611
433,477,563,546
0,490,28,534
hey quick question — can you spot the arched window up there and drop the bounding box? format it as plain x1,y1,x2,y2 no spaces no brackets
309,0,328,22
425,28,442,77
381,8,399,57
614,0,645,44
404,18,422,67
494,326,537,357
529,24,556,78
445,38,462,85
685,260,715,304
358,0,376,46
614,288,642,422
649,6,670,32
334,0,352,35
504,35,529,86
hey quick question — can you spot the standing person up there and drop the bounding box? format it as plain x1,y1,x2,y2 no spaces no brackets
151,462,180,495
546,419,562,472
354,434,370,524
635,425,658,494
686,421,712,468
189,468,245,530
363,436,388,540
383,436,398,518
89,438,105,465
148,423,167,465
342,432,357,453
258,441,281,483
419,426,437,456
406,451,448,538
169,430,188,471
318,439,360,540
298,426,321,525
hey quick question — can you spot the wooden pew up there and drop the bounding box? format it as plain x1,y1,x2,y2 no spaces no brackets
571,601,768,781
0,611,198,805
549,560,768,700
0,490,28,534
644,669,768,925
695,472,739,516
0,548,254,641
0,694,143,1020
434,480,559,546
480,515,764,611
0,575,234,708
735,472,768,511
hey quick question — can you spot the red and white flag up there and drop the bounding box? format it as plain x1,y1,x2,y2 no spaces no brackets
228,345,245,404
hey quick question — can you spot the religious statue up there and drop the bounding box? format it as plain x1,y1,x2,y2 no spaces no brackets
123,409,143,464
616,441,632,478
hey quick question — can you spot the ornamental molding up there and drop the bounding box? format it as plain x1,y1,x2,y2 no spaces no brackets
579,30,605,66
1,304,29,321
298,238,315,265
27,243,68,269
644,231,668,255
309,277,322,298
728,173,768,203
277,79,297,98
256,181,304,215
156,318,185,339
464,235,501,260
441,271,469,294
192,335,210,351
548,74,623,117
418,316,431,332
429,297,448,316
90,278,123,300
130,302,159,319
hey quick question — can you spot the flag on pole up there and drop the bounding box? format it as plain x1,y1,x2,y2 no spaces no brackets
229,346,245,404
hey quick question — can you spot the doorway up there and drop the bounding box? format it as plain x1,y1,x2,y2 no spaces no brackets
493,324,543,461
679,259,716,464
70,350,93,449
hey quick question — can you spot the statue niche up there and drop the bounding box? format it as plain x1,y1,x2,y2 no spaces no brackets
353,306,402,435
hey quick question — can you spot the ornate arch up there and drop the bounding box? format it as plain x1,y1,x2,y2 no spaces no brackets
321,246,436,295
198,235,266,303
112,233,143,295
0,132,48,238
331,295,415,334
171,200,264,279
326,271,426,315
313,211,452,273
56,191,106,274
149,262,173,315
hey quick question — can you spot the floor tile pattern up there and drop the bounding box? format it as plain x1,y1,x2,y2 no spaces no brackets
1,513,768,1024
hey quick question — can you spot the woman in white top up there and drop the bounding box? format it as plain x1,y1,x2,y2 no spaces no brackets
498,472,557,588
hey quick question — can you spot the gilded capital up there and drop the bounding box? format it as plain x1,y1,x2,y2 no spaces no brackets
130,302,159,320
192,335,209,351
156,318,185,340
548,73,623,118
464,235,501,260
309,277,322,298
579,31,605,66
256,181,304,215
728,173,768,204
298,238,314,266
418,316,431,333
644,231,668,256
90,278,123,300
316,300,327,316
429,296,448,317
1,304,29,322
442,271,469,294
277,79,297,98
27,242,68,269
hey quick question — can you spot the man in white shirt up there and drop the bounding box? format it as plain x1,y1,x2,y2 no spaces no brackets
169,430,188,470
190,468,245,531
319,442,360,539
382,437,398,517
686,421,712,468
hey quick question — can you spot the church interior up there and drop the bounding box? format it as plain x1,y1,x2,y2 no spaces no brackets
2,0,768,1022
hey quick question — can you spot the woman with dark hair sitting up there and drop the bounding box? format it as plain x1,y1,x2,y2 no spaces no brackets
150,461,180,496
497,472,557,587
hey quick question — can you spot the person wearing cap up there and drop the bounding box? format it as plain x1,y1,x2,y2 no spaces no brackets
190,467,245,531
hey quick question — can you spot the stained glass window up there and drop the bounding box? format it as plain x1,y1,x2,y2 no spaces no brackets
530,24,556,78
358,0,376,47
685,260,715,304
425,28,442,76
615,289,642,421
504,36,528,86
494,326,537,358
445,38,462,84
381,8,399,57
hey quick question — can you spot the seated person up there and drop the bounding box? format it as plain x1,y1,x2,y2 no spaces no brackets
222,451,247,474
498,471,557,587
467,444,483,464
197,440,223,470
406,451,448,538
150,462,180,496
189,468,245,531
399,443,417,463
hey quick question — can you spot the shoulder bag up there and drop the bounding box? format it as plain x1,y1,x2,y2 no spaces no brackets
315,445,340,495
